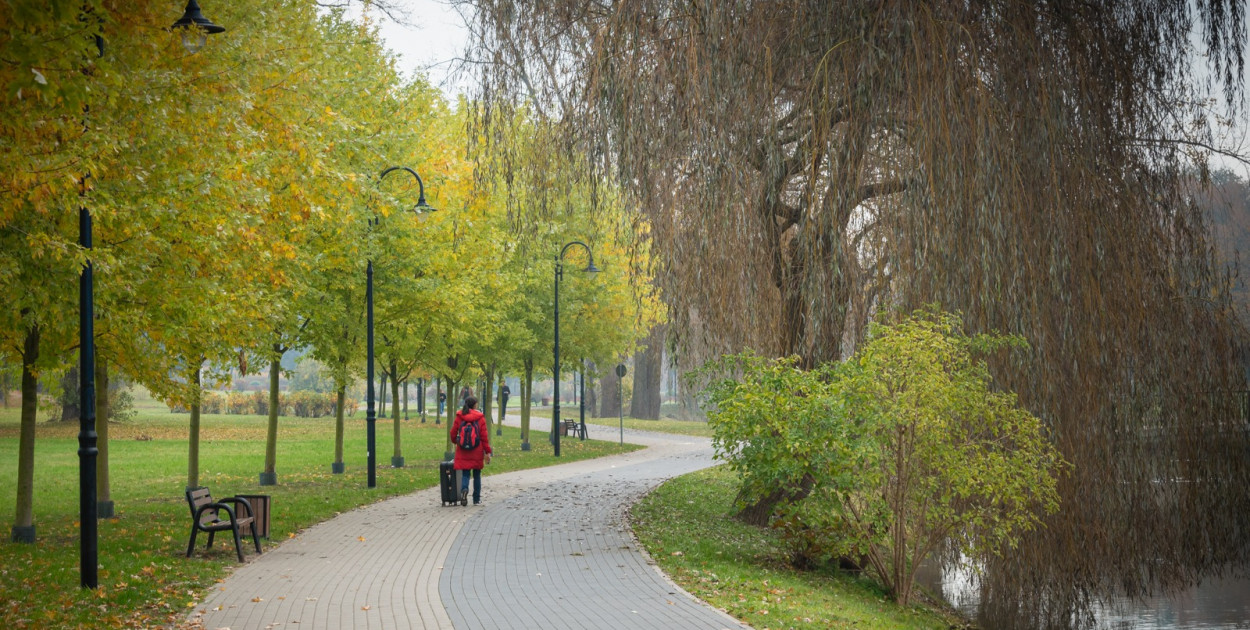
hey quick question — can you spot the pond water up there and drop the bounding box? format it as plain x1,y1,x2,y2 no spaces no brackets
915,562,1250,629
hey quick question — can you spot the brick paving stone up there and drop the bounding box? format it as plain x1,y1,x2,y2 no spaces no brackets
190,417,749,630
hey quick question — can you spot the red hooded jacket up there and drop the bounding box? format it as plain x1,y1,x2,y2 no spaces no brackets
451,408,492,470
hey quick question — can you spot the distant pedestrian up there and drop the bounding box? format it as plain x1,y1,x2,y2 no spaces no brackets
451,396,492,505
459,384,473,406
438,391,447,415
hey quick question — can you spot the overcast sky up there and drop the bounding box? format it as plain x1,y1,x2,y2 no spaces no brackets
353,2,1250,178
350,0,474,97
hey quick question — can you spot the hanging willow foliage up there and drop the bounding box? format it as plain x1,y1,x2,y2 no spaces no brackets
461,1,1250,627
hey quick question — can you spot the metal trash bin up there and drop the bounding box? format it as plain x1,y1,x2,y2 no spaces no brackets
234,494,271,539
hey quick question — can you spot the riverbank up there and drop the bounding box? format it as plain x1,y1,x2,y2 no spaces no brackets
631,466,967,630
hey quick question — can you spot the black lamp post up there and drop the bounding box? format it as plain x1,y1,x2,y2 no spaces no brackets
74,2,224,592
366,166,431,488
552,241,600,457
171,0,225,54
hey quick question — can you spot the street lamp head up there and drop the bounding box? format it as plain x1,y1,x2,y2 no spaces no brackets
171,0,225,54
380,166,433,214
583,259,601,274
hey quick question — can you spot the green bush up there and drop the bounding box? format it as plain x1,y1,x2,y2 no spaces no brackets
698,306,1067,605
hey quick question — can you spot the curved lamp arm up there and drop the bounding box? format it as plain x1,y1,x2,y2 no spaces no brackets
380,166,429,210
559,240,601,273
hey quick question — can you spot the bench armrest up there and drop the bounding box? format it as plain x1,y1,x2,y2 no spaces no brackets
194,502,237,524
217,496,252,516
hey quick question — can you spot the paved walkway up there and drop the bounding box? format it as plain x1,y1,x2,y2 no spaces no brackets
190,416,749,630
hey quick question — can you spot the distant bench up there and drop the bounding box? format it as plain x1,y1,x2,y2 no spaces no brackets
185,487,262,562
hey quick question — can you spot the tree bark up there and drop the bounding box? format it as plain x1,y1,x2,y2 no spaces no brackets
630,325,665,420
434,377,441,424
333,384,345,473
379,372,387,417
482,365,495,435
12,325,39,542
521,358,533,448
443,375,458,459
735,472,816,526
188,362,202,490
496,372,507,435
58,366,80,422
599,362,622,418
261,349,280,485
583,361,598,418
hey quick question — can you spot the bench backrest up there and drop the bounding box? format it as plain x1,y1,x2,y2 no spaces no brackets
187,487,219,525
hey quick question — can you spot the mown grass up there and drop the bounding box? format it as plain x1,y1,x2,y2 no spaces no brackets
0,394,640,629
631,466,963,630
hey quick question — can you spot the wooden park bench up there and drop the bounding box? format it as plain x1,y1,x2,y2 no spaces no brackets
185,487,262,562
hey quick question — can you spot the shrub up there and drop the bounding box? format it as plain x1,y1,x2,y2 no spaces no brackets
200,391,224,415
698,306,1067,605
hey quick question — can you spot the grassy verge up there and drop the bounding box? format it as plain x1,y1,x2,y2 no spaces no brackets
0,400,640,629
630,466,962,630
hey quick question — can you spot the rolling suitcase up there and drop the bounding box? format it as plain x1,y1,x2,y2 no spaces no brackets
439,461,461,506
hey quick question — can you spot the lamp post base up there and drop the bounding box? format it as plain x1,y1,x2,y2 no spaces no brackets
331,462,345,474
10,525,34,543
97,500,114,519
258,471,277,486
391,456,405,468
521,441,531,452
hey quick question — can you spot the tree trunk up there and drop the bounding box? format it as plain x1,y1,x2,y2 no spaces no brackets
379,373,387,418
443,376,458,460
676,381,702,421
188,362,202,491
95,357,113,518
333,384,345,474
481,365,495,436
584,361,598,418
1,366,11,407
496,372,507,435
521,358,533,449
390,359,403,467
630,325,665,420
59,366,80,422
599,363,622,418
11,325,39,542
735,471,817,526
261,350,280,485
434,377,441,424
403,379,409,421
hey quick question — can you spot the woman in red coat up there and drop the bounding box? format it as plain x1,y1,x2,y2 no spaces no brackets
450,396,492,505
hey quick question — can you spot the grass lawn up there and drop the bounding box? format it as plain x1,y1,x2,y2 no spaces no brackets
630,466,964,630
0,393,640,629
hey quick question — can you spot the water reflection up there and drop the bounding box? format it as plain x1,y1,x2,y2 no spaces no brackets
916,562,1250,629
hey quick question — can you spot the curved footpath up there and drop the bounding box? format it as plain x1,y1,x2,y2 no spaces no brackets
190,416,749,630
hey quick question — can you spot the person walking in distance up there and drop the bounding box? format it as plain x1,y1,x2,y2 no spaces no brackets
451,396,491,505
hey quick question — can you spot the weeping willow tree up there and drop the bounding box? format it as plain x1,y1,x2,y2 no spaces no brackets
462,1,1250,627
